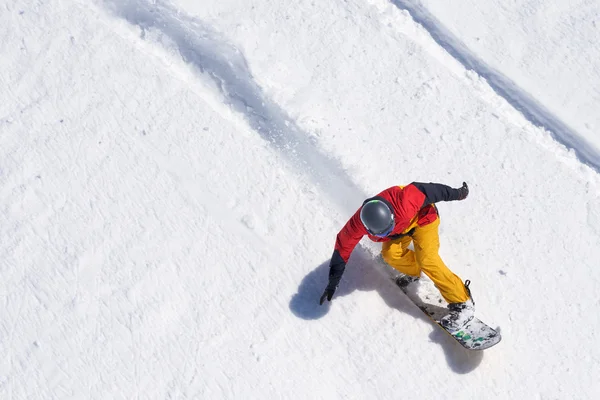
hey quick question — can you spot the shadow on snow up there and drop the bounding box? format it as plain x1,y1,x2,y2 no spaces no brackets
289,248,483,374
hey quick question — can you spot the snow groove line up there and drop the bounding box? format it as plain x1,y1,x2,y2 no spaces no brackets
390,0,600,172
102,0,366,214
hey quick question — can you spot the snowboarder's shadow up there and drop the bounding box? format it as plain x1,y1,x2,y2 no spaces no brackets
404,289,484,373
428,326,484,374
289,246,483,373
289,246,422,321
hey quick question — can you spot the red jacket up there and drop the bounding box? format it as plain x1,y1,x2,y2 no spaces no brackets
327,182,462,289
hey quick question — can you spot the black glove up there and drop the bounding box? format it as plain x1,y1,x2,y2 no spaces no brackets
457,182,469,200
319,285,337,305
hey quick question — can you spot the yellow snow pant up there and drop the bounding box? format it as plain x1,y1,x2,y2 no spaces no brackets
381,218,470,304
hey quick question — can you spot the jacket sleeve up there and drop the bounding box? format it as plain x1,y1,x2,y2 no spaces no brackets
327,209,366,288
411,182,462,206
327,250,347,289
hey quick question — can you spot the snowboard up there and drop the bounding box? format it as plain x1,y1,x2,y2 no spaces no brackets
394,277,501,351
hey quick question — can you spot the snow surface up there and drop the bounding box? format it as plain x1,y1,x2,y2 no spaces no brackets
410,0,600,168
2,0,600,398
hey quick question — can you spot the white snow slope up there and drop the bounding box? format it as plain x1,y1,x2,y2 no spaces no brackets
410,0,600,168
2,0,600,398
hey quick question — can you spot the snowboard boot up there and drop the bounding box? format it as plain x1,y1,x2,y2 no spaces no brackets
440,280,475,332
395,274,420,288
440,299,475,332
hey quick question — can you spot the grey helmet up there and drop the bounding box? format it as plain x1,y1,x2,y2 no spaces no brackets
360,199,395,237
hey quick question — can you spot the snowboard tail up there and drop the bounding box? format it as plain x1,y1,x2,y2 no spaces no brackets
396,277,501,351
444,317,501,350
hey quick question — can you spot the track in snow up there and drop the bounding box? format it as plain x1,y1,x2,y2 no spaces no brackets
103,0,366,214
390,0,600,172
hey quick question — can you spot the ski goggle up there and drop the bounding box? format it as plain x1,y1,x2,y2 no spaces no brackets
367,222,395,238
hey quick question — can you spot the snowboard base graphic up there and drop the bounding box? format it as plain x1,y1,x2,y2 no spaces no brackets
395,277,501,351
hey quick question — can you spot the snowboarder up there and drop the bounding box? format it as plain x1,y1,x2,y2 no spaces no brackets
319,182,474,331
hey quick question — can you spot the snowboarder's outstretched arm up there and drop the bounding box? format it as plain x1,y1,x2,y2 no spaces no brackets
411,181,469,205
319,209,366,305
